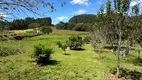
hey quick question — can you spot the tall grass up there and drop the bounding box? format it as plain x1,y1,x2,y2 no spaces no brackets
0,46,18,56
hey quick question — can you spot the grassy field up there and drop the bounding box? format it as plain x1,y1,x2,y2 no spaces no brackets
0,30,142,80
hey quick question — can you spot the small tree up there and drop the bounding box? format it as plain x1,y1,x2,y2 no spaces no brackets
67,36,83,50
56,41,68,55
32,43,54,65
40,26,52,34
91,0,134,77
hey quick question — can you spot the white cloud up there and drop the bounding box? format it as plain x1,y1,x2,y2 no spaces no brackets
130,1,137,7
70,0,90,6
97,0,102,4
0,12,6,17
130,0,142,7
56,16,68,21
73,10,87,15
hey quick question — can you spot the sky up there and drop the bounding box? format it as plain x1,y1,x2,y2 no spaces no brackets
4,0,142,24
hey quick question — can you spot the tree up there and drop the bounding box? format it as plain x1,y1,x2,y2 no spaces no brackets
90,4,106,58
56,21,68,30
40,26,52,34
35,17,52,26
90,0,134,77
0,0,66,21
10,19,28,30
69,14,97,24
28,23,40,28
131,1,142,59
0,0,57,20
0,20,10,32
25,17,35,26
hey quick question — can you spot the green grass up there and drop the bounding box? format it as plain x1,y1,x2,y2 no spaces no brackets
0,33,142,80
0,46,19,56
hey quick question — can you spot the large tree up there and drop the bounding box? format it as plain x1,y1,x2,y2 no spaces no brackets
90,0,141,77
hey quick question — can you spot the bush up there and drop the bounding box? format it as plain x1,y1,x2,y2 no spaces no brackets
56,41,68,55
32,44,54,64
0,46,18,56
67,36,83,50
83,36,91,44
56,41,62,48
40,26,52,34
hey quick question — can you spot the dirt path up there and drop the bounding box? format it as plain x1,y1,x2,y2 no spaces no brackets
107,74,126,80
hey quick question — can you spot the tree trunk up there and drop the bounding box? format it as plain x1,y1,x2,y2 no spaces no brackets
116,21,122,77
138,50,140,59
116,37,121,77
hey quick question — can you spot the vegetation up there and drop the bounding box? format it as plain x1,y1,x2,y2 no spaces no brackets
56,41,68,55
40,26,53,34
67,36,83,50
55,14,95,31
0,17,52,30
83,36,91,44
0,33,141,80
0,46,19,56
90,0,142,77
1,0,142,79
28,23,40,29
0,0,58,20
69,14,97,23
32,43,54,65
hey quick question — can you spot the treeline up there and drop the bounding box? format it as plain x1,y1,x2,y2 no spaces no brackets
0,17,52,30
56,14,97,31
56,14,142,32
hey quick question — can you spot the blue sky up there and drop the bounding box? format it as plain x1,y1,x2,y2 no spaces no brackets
5,0,142,24
42,0,108,24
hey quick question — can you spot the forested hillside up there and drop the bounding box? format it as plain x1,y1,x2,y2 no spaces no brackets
56,14,97,31
0,17,52,30
69,14,97,23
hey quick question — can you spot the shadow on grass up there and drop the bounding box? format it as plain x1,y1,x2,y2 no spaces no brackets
71,48,85,51
31,60,60,66
64,53,70,55
45,60,59,65
111,68,142,80
133,58,142,66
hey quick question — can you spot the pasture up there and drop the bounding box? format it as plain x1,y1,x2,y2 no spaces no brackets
0,30,142,80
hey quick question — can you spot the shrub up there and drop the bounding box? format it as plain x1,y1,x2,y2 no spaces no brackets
32,44,54,64
56,41,68,55
0,46,18,56
56,41,62,48
67,36,83,50
40,26,52,34
83,36,91,44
